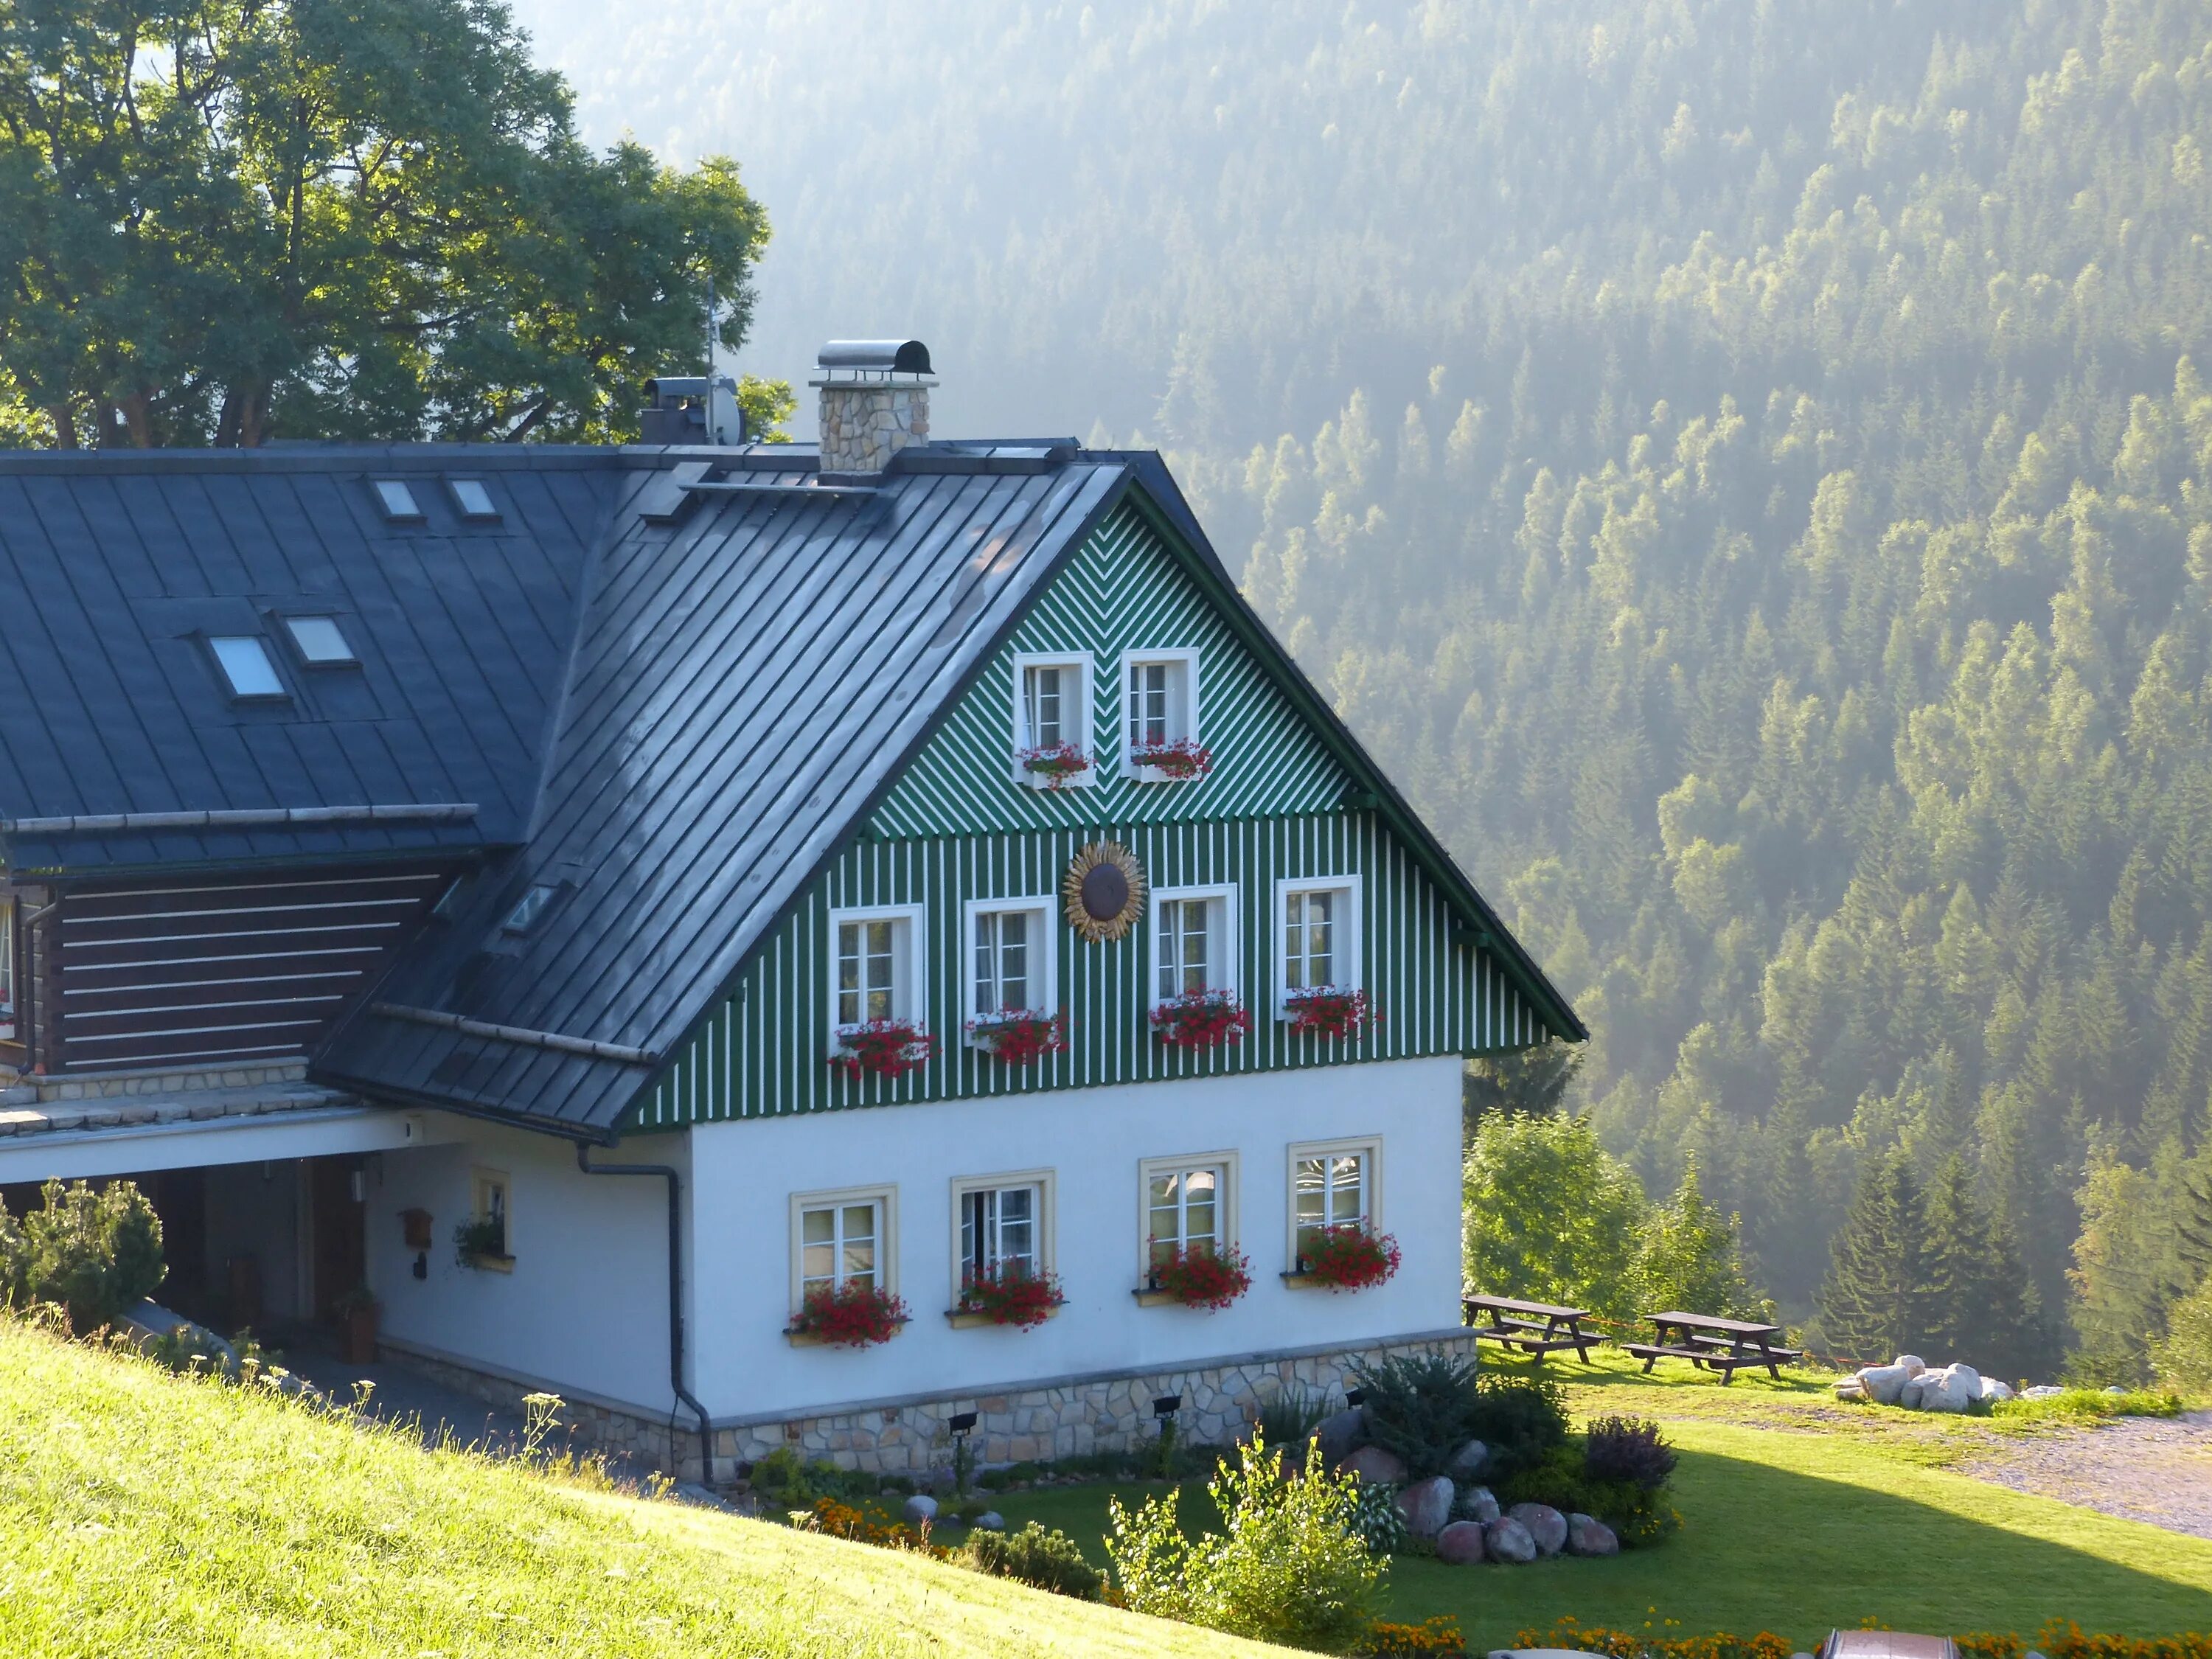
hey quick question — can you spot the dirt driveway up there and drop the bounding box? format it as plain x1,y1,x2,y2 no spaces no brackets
1959,1411,2212,1538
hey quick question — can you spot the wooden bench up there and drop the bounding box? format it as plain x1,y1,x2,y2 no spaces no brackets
1461,1293,1599,1363
1626,1311,1800,1383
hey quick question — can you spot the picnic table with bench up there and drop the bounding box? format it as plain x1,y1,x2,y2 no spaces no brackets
1461,1293,1601,1363
1621,1310,1803,1382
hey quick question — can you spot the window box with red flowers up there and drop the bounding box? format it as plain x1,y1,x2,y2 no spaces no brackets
1284,1223,1402,1292
1148,988,1250,1051
1018,742,1093,790
1282,985,1377,1040
1135,1242,1253,1310
964,1009,1066,1064
1127,737,1214,781
786,1281,911,1347
832,1018,936,1079
947,1262,1065,1329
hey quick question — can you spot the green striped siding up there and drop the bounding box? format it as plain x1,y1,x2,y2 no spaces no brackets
632,501,1549,1128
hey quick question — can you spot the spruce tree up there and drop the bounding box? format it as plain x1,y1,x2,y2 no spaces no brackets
1820,1151,1931,1363
1922,1154,2041,1380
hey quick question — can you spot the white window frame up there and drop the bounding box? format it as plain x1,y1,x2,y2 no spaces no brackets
961,895,1058,1038
790,1183,900,1315
825,902,928,1049
1147,882,1240,1009
1118,647,1202,780
1009,650,1096,788
1285,1135,1383,1270
0,896,14,1039
950,1167,1057,1293
1271,876,1364,1015
1138,1150,1240,1282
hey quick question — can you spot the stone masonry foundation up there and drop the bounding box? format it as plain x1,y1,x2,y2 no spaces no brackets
380,1329,1481,1486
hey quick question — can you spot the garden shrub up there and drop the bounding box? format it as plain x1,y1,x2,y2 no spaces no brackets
1494,1437,1680,1548
1257,1384,1328,1449
1344,1479,1408,1555
1348,1351,1483,1480
748,1447,819,1509
961,1521,1102,1600
0,1179,165,1333
1107,1427,1385,1653
1462,1372,1569,1481
1990,1387,2181,1422
1582,1416,1677,1489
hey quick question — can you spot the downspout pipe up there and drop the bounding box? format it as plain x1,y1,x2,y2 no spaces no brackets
574,1142,715,1487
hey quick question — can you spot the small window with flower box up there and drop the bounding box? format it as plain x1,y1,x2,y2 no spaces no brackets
456,1167,512,1271
1148,883,1247,1050
949,1170,1062,1328
1273,877,1367,1034
788,1184,905,1346
1010,650,1095,789
1136,1151,1251,1308
963,897,1062,1060
1121,648,1208,780
1285,1136,1400,1292
827,903,931,1077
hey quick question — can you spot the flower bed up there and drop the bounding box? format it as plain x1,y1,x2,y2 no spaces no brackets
1128,737,1214,779
1284,984,1375,1038
1147,1242,1253,1310
1297,1222,1402,1290
1149,988,1250,1050
964,1009,1066,1063
834,1018,935,1078
957,1263,1064,1329
1018,742,1092,788
787,1281,909,1347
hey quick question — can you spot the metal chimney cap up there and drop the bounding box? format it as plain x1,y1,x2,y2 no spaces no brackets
816,339,933,376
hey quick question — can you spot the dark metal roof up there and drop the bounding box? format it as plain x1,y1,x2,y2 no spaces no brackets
315,445,1133,1133
0,448,611,874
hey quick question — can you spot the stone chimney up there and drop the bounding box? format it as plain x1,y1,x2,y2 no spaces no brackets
813,340,934,479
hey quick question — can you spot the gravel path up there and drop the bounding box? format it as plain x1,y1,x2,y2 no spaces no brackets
1959,1411,2212,1538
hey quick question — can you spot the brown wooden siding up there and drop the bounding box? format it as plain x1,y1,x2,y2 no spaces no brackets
50,868,450,1072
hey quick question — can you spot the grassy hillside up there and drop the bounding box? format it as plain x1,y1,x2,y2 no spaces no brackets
0,1320,1284,1658
994,1354,2212,1651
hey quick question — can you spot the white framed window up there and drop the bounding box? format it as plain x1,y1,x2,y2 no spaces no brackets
1140,1150,1239,1279
1119,647,1200,778
208,636,286,699
1010,650,1095,787
0,896,15,1040
790,1183,899,1312
827,902,926,1040
952,1169,1055,1290
1150,883,1239,1006
470,1166,512,1259
1287,1136,1382,1268
962,897,1057,1032
1273,877,1363,1012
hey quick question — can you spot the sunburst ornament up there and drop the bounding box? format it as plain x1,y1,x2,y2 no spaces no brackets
1063,841,1147,943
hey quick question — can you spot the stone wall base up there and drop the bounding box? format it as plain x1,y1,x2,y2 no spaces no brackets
380,1331,1479,1486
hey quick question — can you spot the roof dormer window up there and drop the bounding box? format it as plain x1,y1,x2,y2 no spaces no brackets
372,479,423,521
448,479,499,521
283,615,356,666
208,636,285,699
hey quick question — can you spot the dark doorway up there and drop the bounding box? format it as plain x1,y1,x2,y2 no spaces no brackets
308,1157,366,1321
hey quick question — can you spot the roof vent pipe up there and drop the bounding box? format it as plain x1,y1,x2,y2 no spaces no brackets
813,340,933,480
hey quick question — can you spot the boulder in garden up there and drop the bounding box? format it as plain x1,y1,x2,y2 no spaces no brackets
1395,1475,1455,1538
1445,1438,1489,1480
1435,1520,1486,1565
1899,1374,1928,1410
1454,1484,1501,1523
1919,1363,1978,1413
2020,1385,2064,1399
1978,1376,2014,1403
1507,1501,1568,1557
1894,1354,1927,1376
1483,1515,1537,1563
1565,1512,1620,1557
901,1494,939,1524
1315,1405,1368,1466
1856,1363,1910,1405
1339,1444,1409,1486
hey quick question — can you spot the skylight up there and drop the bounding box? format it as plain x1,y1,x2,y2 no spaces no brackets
373,479,422,519
285,615,356,664
209,636,285,699
449,479,499,520
503,884,557,934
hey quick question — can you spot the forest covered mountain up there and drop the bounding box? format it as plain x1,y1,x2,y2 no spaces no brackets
490,0,2212,1371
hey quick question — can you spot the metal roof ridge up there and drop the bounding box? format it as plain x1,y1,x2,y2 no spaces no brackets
2,804,479,836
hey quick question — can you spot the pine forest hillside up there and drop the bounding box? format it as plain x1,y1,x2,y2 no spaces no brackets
486,0,2212,1372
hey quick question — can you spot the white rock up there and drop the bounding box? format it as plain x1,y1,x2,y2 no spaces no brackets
1857,1363,1910,1405
1834,1377,1868,1402
1919,1363,1979,1413
901,1494,939,1524
1899,1374,1927,1410
1977,1377,2014,1402
2021,1385,2065,1399
1893,1354,1927,1377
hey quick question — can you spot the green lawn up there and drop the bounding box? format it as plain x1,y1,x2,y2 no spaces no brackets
991,1353,2212,1652
0,1319,1288,1658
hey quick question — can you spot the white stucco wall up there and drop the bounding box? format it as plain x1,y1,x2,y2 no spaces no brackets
686,1054,1465,1420
367,1115,684,1416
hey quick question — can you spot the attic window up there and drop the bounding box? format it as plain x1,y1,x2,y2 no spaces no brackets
448,479,499,521
284,615,356,665
209,636,285,699
502,884,557,935
372,479,423,520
